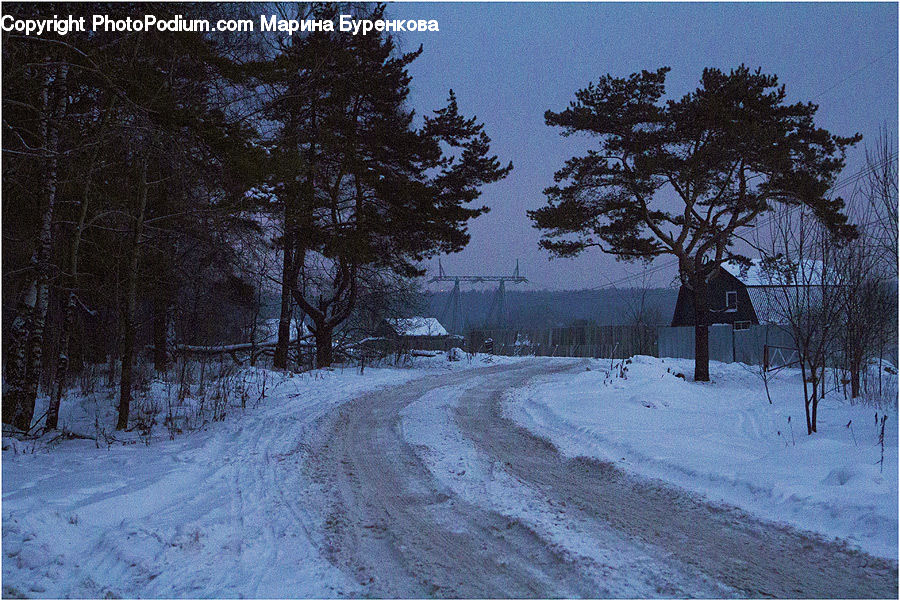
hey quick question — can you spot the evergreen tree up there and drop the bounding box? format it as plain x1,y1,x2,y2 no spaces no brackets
261,9,511,367
2,2,262,430
530,66,859,381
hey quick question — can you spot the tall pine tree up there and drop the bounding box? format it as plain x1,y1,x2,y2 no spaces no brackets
530,66,859,381
260,9,511,367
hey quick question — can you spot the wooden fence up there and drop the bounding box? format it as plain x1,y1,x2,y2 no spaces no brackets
466,325,657,358
657,324,797,366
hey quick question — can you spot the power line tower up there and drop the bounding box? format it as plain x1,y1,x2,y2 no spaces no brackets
429,260,527,333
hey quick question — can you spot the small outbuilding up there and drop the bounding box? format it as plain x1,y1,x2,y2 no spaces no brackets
378,317,450,351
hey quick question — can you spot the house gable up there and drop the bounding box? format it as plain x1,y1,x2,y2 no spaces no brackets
671,269,759,327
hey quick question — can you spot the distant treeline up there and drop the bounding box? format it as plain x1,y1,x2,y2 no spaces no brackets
423,288,677,329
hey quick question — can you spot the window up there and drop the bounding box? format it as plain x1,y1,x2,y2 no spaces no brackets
725,291,737,311
734,321,750,331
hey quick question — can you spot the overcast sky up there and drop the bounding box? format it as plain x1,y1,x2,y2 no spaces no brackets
391,2,898,292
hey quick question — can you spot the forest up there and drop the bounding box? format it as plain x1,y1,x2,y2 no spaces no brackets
2,3,512,432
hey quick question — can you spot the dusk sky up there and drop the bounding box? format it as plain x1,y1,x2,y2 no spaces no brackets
390,2,898,291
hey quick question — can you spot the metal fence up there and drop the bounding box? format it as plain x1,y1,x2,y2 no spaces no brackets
466,325,658,358
657,324,796,366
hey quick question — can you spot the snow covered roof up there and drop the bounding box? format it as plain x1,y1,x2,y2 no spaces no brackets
721,258,825,287
388,317,448,337
746,285,827,324
721,259,834,324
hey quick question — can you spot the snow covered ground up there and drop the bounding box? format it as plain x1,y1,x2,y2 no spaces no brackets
1,353,522,599
504,355,899,560
4,352,896,598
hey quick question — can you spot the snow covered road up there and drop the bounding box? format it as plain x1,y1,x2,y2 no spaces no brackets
301,359,898,598
3,365,453,598
4,358,897,598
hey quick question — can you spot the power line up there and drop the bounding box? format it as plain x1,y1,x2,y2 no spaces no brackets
810,49,895,102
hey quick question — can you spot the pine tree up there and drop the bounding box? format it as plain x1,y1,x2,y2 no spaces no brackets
530,66,859,381
261,10,511,367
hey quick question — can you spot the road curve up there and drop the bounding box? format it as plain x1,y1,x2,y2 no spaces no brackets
299,360,898,598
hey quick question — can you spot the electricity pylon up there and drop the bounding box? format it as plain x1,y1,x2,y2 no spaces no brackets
429,260,527,333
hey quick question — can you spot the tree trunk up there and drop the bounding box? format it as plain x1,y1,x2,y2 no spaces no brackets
4,285,36,430
810,377,819,433
152,297,168,372
166,303,177,366
48,93,113,431
6,64,68,431
278,233,309,370
692,278,711,382
274,211,301,369
117,159,149,431
848,339,864,399
314,324,333,368
273,256,293,369
800,360,812,434
850,365,861,399
118,305,137,431
47,290,75,431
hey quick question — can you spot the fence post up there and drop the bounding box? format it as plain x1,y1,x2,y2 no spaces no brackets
731,326,736,364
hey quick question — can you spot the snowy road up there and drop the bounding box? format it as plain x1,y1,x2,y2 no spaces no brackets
301,360,898,598
4,359,897,598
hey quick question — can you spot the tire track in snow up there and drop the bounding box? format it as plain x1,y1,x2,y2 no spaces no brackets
300,361,607,598
399,377,734,598
456,365,899,599
302,360,897,598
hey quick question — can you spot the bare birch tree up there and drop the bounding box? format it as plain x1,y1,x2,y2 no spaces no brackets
862,128,899,275
3,61,68,431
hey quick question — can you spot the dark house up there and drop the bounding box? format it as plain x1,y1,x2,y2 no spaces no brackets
671,268,758,330
671,259,825,330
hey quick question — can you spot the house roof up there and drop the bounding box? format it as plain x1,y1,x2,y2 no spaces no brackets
388,317,448,337
746,285,827,325
718,259,832,325
721,258,826,287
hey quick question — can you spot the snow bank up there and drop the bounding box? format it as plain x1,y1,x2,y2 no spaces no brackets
504,356,899,559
